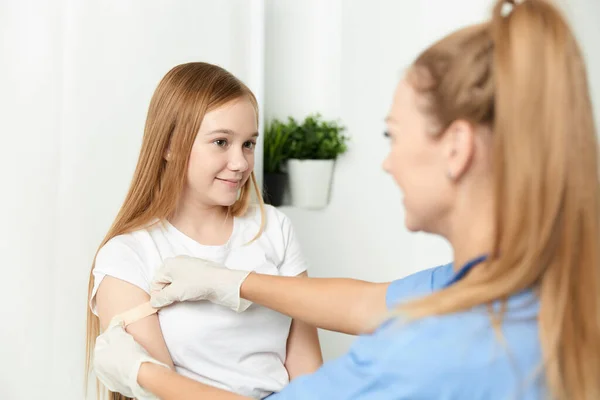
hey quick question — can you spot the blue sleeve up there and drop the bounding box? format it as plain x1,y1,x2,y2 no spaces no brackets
268,318,447,400
268,332,401,400
385,263,453,309
270,294,542,400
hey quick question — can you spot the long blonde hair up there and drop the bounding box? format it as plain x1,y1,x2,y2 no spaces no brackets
401,1,600,399
85,62,266,400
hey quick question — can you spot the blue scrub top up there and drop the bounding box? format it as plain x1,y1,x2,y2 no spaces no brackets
270,262,545,399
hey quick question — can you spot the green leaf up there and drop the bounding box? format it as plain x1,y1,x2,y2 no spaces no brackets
263,114,349,171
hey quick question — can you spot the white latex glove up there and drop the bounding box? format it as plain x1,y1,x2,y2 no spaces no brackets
93,317,170,400
150,255,252,312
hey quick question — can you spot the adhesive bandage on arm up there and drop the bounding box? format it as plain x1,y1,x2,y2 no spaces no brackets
107,285,165,328
115,302,158,327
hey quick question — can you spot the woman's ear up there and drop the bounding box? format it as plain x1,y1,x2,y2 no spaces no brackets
444,119,475,181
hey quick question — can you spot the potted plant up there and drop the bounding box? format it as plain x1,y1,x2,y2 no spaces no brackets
262,118,295,206
286,114,349,209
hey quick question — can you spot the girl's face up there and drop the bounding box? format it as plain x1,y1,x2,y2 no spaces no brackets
184,97,258,208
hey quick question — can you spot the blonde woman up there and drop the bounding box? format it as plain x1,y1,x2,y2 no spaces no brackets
85,62,323,400
93,0,600,399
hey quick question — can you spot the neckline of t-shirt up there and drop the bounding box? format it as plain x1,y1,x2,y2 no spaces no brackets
162,217,239,252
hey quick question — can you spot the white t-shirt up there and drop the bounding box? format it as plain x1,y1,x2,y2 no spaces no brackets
90,205,308,399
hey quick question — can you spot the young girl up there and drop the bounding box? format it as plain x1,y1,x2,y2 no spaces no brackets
93,0,600,399
85,62,323,400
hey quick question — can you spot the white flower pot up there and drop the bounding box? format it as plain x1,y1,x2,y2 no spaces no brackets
287,159,335,209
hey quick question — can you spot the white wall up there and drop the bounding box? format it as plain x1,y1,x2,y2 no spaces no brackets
0,1,62,397
264,0,342,121
570,0,600,125
0,1,264,398
265,0,600,361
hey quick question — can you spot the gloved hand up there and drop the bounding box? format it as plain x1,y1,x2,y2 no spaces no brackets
93,317,170,400
150,255,252,312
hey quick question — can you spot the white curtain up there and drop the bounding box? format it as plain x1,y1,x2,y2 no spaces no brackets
0,1,264,398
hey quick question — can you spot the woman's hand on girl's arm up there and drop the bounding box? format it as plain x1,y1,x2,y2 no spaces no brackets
94,322,250,400
149,256,391,335
96,276,175,370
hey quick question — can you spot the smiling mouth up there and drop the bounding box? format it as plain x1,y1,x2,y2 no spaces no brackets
216,178,241,187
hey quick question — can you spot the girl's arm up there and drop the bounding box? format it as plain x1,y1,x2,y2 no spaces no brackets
96,277,175,369
283,273,324,379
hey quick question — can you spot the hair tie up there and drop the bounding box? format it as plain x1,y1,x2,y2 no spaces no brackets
501,0,518,17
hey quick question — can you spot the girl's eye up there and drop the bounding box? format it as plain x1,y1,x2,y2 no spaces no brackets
384,131,391,138
244,141,256,150
214,139,228,147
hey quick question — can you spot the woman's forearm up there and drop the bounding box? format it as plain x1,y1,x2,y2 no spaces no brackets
241,274,390,335
138,363,250,400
